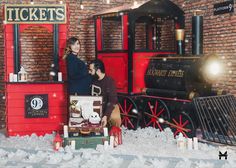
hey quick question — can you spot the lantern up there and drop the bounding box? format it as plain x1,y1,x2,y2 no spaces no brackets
109,126,122,147
53,132,63,151
18,66,28,82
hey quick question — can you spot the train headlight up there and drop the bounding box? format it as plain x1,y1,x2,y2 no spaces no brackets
203,57,222,81
206,61,221,76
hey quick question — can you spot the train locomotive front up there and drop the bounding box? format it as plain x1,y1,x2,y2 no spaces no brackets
93,0,222,137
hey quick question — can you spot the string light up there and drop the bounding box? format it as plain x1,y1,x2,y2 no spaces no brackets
59,1,63,4
30,0,34,5
133,1,138,6
80,0,84,9
106,0,110,4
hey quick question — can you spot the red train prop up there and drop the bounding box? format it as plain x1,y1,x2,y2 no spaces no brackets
93,0,223,138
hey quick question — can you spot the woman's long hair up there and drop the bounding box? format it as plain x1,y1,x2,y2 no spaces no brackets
63,37,81,59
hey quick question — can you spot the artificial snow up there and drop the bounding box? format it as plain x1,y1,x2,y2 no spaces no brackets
0,127,235,168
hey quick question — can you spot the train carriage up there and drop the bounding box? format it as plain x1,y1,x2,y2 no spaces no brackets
93,0,224,138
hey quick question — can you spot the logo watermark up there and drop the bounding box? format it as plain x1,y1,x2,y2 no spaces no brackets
219,151,228,160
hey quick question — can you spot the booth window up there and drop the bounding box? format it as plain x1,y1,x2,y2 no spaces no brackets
102,16,122,50
21,26,54,81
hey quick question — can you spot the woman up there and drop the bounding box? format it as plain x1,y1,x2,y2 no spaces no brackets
63,37,91,95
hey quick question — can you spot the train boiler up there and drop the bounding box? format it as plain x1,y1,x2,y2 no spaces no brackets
93,0,223,138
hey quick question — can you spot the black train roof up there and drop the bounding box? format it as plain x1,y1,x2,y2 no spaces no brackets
94,0,184,18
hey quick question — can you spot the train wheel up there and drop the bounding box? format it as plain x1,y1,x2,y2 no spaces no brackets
171,112,195,138
118,95,139,130
142,98,170,131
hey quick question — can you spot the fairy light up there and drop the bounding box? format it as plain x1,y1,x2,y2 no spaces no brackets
30,0,34,5
59,1,63,4
133,1,138,6
106,0,110,4
80,0,84,9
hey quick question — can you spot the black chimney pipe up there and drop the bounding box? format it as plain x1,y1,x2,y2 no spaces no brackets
192,15,203,55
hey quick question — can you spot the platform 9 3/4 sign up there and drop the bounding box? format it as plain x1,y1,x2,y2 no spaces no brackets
25,94,48,118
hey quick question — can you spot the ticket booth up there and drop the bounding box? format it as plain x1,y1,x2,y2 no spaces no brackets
4,4,69,136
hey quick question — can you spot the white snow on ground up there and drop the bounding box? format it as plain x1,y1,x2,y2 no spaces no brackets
0,127,235,168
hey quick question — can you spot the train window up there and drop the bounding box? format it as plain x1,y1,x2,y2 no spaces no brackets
102,16,122,50
159,20,176,51
134,18,176,52
135,22,147,50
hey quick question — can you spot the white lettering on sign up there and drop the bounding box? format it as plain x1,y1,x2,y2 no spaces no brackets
5,4,66,24
31,97,43,110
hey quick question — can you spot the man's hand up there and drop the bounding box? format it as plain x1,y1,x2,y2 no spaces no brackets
101,116,108,127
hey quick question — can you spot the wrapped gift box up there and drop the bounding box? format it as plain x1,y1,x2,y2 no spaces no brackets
63,136,109,149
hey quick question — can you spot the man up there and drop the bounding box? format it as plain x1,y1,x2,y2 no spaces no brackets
89,59,121,127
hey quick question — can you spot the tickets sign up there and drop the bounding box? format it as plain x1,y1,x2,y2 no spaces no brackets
5,4,66,24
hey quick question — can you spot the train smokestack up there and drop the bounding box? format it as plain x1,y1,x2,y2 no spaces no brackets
192,11,203,55
175,29,185,55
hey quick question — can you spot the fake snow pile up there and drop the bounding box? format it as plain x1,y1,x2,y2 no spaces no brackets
0,127,235,168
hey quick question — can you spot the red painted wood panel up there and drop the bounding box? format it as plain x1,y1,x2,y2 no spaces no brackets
5,33,14,40
6,83,68,136
7,107,68,116
8,131,57,136
59,24,67,32
5,25,13,33
7,84,66,92
96,18,102,51
8,124,62,133
122,15,128,50
8,115,67,124
19,24,53,33
97,52,128,93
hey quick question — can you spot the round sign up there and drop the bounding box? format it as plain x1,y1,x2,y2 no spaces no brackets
30,97,43,110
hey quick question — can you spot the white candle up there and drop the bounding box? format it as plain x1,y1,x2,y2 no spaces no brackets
103,127,108,137
9,73,14,82
109,136,114,148
193,137,198,150
71,140,76,150
13,74,18,82
179,141,185,150
187,138,193,150
63,125,68,138
58,72,62,81
104,141,109,150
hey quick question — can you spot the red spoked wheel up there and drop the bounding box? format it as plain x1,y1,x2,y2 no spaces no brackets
142,98,170,131
171,112,195,138
118,95,139,130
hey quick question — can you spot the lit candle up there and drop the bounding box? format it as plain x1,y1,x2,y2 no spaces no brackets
103,127,108,137
187,138,193,150
13,74,18,82
58,72,62,81
104,141,109,150
109,136,114,148
63,125,68,138
71,140,76,150
9,73,14,82
193,137,198,150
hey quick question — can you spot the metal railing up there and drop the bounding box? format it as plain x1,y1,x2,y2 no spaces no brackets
193,95,236,145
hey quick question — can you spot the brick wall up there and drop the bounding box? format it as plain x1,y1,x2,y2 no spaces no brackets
21,26,54,81
0,0,236,129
